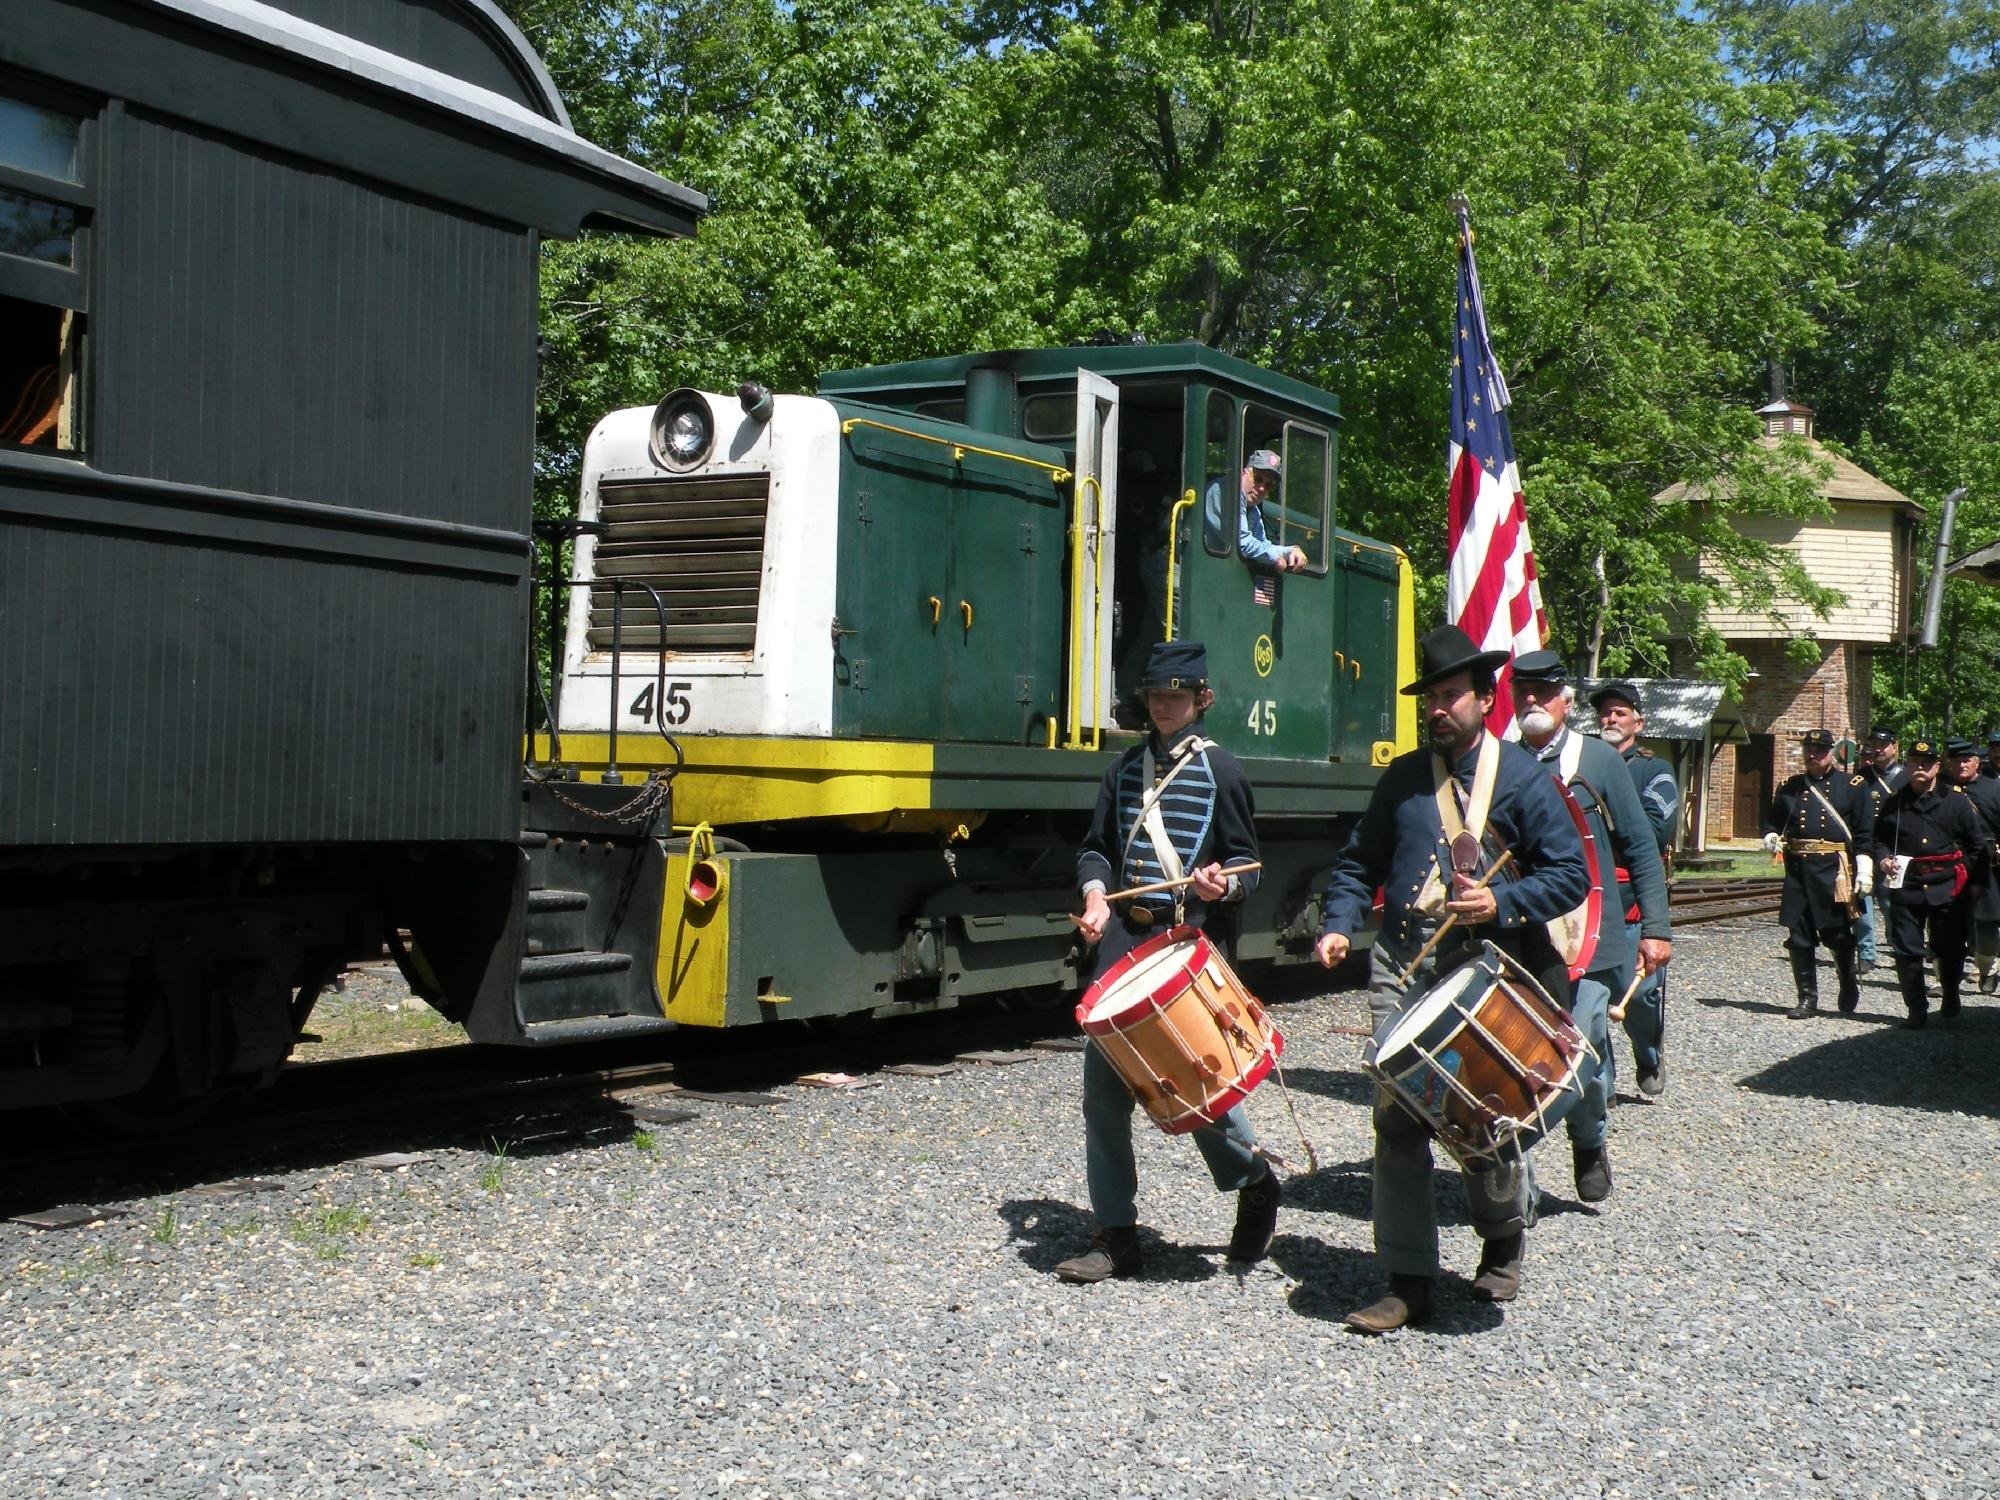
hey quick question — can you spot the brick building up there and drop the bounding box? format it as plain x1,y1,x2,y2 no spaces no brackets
1658,399,1923,843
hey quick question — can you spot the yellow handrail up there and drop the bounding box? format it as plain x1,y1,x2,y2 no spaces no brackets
1065,475,1104,749
1164,488,1196,640
840,417,1072,484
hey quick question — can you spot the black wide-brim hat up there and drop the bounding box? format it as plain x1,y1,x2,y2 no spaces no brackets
1401,623,1511,696
1137,639,1209,692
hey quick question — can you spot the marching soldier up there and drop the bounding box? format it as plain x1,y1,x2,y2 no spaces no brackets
1590,681,1677,1094
1857,727,1907,969
1513,651,1671,1202
1985,729,2000,780
1945,739,2000,996
1057,639,1278,1283
1762,728,1873,1019
1315,626,1588,1333
1871,738,1990,1028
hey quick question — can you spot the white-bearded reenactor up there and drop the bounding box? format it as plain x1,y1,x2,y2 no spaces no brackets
1873,738,1993,1027
1314,626,1588,1333
1763,728,1873,1020
1512,651,1671,1202
1591,680,1678,1095
1055,639,1279,1284
1946,738,2000,996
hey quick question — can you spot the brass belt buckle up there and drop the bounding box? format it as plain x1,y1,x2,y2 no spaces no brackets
1128,905,1155,929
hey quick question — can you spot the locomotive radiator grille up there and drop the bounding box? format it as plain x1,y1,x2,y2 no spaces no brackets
588,474,770,653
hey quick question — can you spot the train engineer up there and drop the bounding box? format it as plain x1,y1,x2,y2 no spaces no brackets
1203,449,1309,574
1314,625,1589,1334
1858,727,1908,968
1872,739,1992,1028
1947,739,2000,995
1512,652,1671,1204
1590,680,1678,1096
1057,640,1281,1284
1763,728,1874,1020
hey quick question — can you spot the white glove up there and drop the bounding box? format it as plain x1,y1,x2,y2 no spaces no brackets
1855,856,1874,896
1762,832,1782,854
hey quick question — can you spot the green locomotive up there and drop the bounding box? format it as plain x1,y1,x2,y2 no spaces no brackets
509,343,1414,1040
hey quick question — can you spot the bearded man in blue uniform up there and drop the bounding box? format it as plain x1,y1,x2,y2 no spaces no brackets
1315,626,1589,1333
1055,640,1278,1284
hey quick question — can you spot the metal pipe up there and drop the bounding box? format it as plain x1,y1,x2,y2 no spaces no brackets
1918,486,1968,648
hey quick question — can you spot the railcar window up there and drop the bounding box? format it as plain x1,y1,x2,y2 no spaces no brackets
0,85,90,455
0,97,79,182
1200,390,1236,556
0,295,79,449
0,187,76,264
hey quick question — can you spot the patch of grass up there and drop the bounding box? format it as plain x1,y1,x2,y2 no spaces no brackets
59,1246,120,1282
408,1435,432,1453
631,1130,659,1157
288,1205,373,1261
407,1251,442,1271
1675,848,1785,882
479,1137,510,1194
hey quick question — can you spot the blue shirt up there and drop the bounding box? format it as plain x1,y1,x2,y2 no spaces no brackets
1202,479,1288,569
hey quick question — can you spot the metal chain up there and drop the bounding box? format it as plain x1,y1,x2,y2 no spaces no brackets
524,767,675,828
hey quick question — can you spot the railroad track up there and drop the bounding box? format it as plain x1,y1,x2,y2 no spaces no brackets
0,999,1083,1215
1669,877,1783,926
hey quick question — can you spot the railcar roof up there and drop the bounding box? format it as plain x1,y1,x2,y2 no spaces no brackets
128,0,707,235
818,343,1343,424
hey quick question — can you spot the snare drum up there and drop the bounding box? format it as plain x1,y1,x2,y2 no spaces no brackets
1365,941,1595,1163
1075,926,1283,1135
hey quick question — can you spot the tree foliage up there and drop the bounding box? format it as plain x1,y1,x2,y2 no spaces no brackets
502,0,2000,713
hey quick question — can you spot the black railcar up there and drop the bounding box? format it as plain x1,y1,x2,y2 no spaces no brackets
0,0,701,1114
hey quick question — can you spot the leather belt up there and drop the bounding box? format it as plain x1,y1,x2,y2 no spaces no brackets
1788,839,1847,854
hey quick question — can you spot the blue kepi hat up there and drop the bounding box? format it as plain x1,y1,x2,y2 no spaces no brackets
1138,640,1209,692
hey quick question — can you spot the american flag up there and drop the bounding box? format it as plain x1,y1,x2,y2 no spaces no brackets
1446,201,1546,732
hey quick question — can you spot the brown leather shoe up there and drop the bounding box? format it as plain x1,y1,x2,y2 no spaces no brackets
1054,1227,1143,1284
1470,1233,1524,1302
1343,1274,1433,1334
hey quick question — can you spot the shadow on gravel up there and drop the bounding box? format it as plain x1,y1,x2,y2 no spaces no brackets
997,1197,1221,1284
1694,993,1912,1027
1269,1234,1504,1335
1736,1008,2000,1117
1276,1158,1372,1221
1267,1065,1374,1106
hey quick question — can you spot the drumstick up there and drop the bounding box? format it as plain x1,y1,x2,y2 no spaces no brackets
1101,862,1263,904
1392,849,1514,988
1608,963,1648,1022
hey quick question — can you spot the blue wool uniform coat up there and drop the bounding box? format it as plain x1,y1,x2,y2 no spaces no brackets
1077,721,1260,977
1531,726,1671,980
1320,733,1590,979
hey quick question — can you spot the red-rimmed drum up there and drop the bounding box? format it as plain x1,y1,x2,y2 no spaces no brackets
1075,926,1283,1135
1546,777,1604,981
1364,940,1595,1163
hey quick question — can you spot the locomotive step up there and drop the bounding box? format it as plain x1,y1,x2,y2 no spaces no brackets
524,888,597,955
514,1013,676,1046
518,951,633,982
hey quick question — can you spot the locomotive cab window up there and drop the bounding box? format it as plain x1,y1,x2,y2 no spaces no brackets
1200,389,1237,556
1278,419,1331,576
0,86,90,453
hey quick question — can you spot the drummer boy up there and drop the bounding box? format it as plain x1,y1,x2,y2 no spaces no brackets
1056,639,1278,1284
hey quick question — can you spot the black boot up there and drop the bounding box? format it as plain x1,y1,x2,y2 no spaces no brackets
1787,947,1819,1020
1470,1233,1525,1302
1226,1168,1281,1263
1832,944,1860,1014
1896,959,1929,1029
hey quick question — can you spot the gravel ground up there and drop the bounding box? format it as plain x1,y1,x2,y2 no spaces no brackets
4,926,1997,1499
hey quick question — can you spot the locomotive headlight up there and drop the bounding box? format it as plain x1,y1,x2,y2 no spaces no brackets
649,389,714,471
